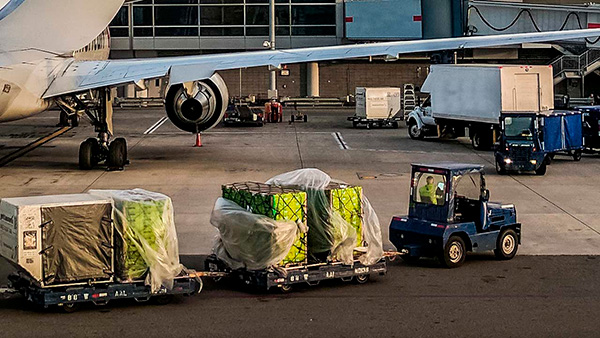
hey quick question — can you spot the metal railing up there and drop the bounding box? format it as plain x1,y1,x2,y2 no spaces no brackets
551,48,600,78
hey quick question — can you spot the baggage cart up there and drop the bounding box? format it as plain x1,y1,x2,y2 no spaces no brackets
205,254,389,292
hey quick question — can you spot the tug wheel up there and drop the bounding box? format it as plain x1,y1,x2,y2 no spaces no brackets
494,229,519,260
441,236,466,268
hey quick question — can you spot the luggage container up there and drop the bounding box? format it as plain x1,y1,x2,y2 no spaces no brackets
575,105,600,152
0,194,114,288
348,87,402,128
222,182,308,266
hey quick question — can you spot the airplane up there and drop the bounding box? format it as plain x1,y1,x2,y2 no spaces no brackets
1,0,599,170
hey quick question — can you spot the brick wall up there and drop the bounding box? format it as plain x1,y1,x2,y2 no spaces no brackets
218,61,430,99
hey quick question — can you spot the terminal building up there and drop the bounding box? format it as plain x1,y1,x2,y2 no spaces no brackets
108,0,600,100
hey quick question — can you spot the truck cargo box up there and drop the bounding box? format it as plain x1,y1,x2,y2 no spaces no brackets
355,87,402,119
421,65,554,124
0,194,113,287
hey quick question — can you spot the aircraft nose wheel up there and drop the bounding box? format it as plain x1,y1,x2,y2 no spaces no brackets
78,137,128,170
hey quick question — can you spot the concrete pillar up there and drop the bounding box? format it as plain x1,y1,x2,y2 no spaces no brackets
307,62,320,97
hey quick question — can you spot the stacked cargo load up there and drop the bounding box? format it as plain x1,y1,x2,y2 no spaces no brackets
0,194,114,287
213,169,383,271
221,182,308,266
89,189,182,292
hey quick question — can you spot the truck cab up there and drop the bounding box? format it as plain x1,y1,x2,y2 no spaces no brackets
495,112,547,175
389,163,521,268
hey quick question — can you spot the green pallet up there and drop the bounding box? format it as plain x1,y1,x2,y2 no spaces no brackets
222,182,307,266
329,184,363,246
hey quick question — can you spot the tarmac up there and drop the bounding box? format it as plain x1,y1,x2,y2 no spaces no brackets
1,107,599,255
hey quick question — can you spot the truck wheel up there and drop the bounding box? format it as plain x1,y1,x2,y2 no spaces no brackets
535,163,547,175
495,160,506,175
494,229,519,260
408,121,424,140
392,121,399,129
441,236,466,268
573,150,582,161
471,133,488,150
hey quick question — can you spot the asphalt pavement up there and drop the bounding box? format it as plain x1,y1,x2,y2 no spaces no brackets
1,255,599,337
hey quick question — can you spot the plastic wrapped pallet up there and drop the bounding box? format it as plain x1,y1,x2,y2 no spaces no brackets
89,189,182,292
267,168,384,265
211,198,305,270
222,182,307,266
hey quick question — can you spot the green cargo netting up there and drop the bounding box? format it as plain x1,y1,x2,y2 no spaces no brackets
89,189,182,292
222,182,307,266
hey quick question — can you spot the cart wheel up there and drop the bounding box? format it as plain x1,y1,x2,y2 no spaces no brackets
573,150,582,161
392,121,399,129
279,284,293,293
441,236,466,268
290,115,295,123
352,121,358,128
303,115,308,122
366,123,372,129
494,228,519,260
354,274,370,284
154,295,174,305
61,303,80,313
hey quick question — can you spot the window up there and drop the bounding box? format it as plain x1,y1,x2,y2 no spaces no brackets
291,5,335,25
154,6,198,25
110,7,129,26
201,6,243,25
454,173,481,201
504,116,535,140
413,173,446,205
133,6,153,25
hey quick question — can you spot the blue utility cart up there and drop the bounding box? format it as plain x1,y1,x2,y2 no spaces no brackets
575,106,600,152
495,111,583,175
389,163,521,268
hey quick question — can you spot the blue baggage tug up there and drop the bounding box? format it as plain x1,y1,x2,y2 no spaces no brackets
495,110,584,175
389,163,521,268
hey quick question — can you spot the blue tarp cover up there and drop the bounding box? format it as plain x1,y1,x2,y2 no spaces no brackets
543,113,583,152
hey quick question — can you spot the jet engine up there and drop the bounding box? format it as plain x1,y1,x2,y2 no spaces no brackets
165,73,229,133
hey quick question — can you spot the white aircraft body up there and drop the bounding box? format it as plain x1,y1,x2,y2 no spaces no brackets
1,0,599,169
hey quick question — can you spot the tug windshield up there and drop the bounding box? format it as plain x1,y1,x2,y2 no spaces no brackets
413,173,446,206
504,116,535,141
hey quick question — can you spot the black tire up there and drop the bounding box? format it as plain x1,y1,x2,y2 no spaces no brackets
392,121,399,129
544,155,552,165
107,138,127,169
352,121,358,128
401,255,420,264
535,163,547,175
61,303,80,313
290,115,295,122
70,114,80,127
573,150,582,161
279,284,293,293
78,141,94,170
496,160,506,175
303,115,308,122
154,295,174,305
441,236,466,268
354,274,370,284
408,121,424,140
471,132,485,150
494,229,519,260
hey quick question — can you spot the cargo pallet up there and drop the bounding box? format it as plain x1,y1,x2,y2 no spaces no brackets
205,254,388,292
5,269,207,312
347,116,401,129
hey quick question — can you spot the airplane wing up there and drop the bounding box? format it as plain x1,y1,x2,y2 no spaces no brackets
42,28,600,99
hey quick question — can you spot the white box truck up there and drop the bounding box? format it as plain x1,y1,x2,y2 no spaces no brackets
406,64,554,149
349,87,402,128
0,194,114,287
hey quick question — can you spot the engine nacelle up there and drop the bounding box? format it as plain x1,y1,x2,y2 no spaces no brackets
165,73,229,133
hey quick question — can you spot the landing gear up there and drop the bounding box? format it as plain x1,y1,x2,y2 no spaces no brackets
57,88,129,170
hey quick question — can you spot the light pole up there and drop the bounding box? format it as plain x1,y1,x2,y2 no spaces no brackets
268,0,277,99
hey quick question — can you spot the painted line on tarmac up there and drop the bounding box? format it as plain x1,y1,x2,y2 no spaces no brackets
332,132,350,150
143,116,168,135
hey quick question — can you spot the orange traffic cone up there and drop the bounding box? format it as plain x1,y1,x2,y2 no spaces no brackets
194,133,202,147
